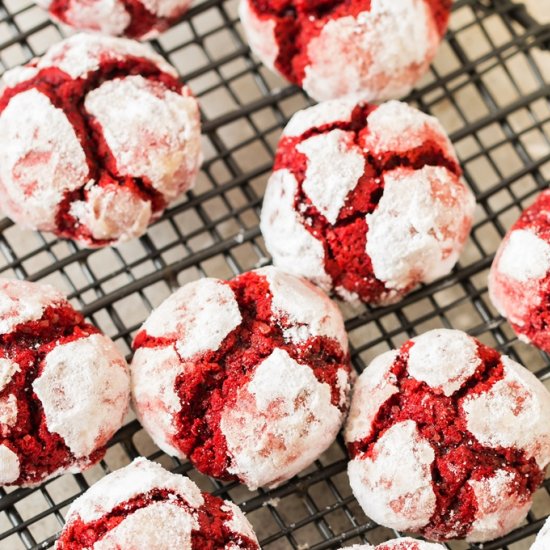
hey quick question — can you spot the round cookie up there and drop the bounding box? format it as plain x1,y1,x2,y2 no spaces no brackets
532,517,550,550
489,190,550,352
0,279,130,486
341,540,445,550
0,33,201,248
260,99,475,305
239,0,451,102
131,267,351,490
345,328,550,542
37,0,192,39
55,457,260,549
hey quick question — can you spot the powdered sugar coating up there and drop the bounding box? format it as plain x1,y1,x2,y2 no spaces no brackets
38,1,191,39
0,89,89,231
33,334,130,458
0,34,201,247
303,0,437,101
69,184,152,243
259,266,348,351
344,329,550,541
131,346,190,457
0,279,65,335
0,444,19,484
344,350,398,443
495,229,550,283
259,169,331,290
37,0,131,36
4,34,177,86
0,359,20,392
467,469,532,542
348,420,436,531
462,355,550,469
341,541,445,550
0,394,18,435
242,0,445,102
139,278,242,360
532,517,550,550
261,99,473,305
84,75,201,201
297,129,365,224
221,348,342,489
93,502,196,549
131,268,350,488
363,100,457,161
57,458,259,549
238,0,278,70
70,458,203,523
407,329,480,396
366,166,475,291
283,99,357,138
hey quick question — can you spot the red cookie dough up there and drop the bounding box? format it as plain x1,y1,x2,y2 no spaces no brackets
55,457,260,549
342,540,445,550
532,517,550,550
345,329,550,542
131,267,351,490
260,99,475,305
37,0,191,39
0,279,130,487
239,0,451,101
0,33,201,248
489,190,550,352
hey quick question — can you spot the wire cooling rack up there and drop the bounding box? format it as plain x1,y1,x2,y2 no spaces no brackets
0,0,549,548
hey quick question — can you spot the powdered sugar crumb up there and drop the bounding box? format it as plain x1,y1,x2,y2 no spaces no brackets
348,419,436,531
33,334,130,458
0,279,67,335
221,348,343,490
345,350,398,443
67,458,204,523
467,469,532,542
297,129,365,224
140,278,242,360
258,266,348,351
222,502,259,542
407,329,481,396
366,166,475,292
462,355,550,468
0,444,19,484
260,169,331,291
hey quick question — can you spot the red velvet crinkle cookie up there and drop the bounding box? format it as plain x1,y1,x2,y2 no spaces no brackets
489,190,550,353
260,99,475,305
532,517,550,550
131,266,351,490
0,33,201,248
345,329,550,542
37,0,192,40
342,540,445,550
0,279,130,487
239,0,451,101
55,457,260,549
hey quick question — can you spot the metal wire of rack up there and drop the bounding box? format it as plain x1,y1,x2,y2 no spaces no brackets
0,0,549,548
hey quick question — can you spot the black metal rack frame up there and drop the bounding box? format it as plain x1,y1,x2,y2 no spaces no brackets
0,0,549,548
